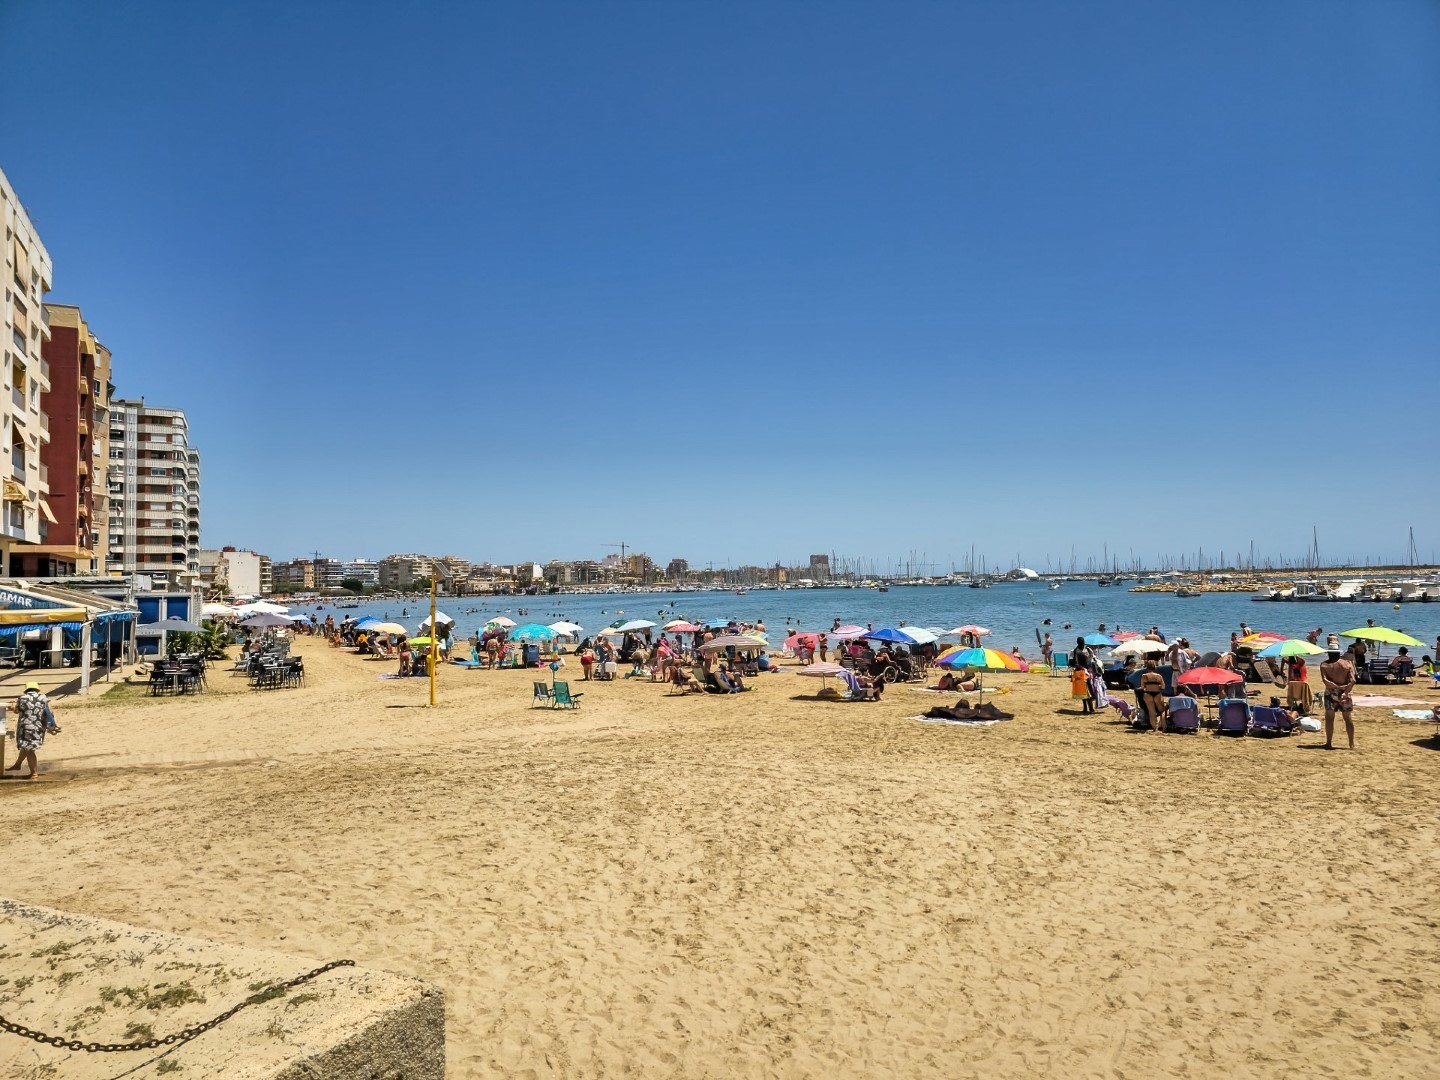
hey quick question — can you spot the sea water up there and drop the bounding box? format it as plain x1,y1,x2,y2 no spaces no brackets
287,582,1436,657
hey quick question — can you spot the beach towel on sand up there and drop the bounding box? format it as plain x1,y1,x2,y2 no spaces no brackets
913,715,1000,727
1392,709,1438,720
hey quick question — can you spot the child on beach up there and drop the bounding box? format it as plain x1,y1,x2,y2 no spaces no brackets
1071,663,1094,713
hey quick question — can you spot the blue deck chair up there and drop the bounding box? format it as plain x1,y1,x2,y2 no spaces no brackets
1216,698,1251,736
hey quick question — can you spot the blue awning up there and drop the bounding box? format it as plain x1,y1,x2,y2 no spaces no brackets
0,621,84,636
93,611,136,625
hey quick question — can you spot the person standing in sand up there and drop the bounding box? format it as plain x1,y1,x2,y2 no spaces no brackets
1139,659,1167,732
1320,645,1357,750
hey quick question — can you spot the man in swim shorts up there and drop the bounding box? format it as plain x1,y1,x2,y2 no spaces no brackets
1319,646,1357,750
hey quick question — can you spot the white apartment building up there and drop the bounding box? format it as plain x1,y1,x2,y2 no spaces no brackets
342,558,380,588
1,166,53,573
107,399,201,587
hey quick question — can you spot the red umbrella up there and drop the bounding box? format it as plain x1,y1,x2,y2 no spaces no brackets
785,632,819,648
1111,630,1142,641
1176,667,1243,687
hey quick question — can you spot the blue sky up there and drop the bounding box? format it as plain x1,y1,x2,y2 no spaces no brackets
2,1,1437,569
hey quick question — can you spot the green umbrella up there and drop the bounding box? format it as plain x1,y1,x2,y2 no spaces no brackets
409,635,435,647
1340,627,1424,647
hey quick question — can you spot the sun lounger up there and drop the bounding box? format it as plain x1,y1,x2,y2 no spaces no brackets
1216,698,1251,736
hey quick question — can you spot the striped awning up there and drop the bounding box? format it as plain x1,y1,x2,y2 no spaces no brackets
0,608,89,628
0,621,84,636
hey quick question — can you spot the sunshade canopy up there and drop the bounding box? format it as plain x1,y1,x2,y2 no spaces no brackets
1175,667,1244,686
698,633,767,652
1340,626,1424,647
614,619,657,632
1111,638,1167,656
937,647,1024,671
509,623,558,641
1082,633,1118,647
1256,639,1327,658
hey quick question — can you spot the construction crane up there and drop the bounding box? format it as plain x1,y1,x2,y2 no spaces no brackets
603,541,628,562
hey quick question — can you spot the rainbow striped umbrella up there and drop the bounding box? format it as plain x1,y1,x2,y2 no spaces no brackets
936,646,1025,671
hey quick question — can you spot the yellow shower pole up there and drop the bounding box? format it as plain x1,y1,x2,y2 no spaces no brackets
428,578,438,706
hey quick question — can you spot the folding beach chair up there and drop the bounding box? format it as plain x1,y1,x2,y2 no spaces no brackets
1049,652,1068,676
1166,695,1201,734
1216,698,1251,736
551,681,582,709
532,681,553,707
1248,705,1298,737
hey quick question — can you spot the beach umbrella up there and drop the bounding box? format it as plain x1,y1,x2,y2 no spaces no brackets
548,621,583,636
1256,638,1327,658
1340,626,1424,647
419,611,456,630
237,601,289,616
351,615,381,628
154,617,205,633
1111,638,1167,657
1110,630,1142,642
786,632,819,648
936,647,1024,671
795,661,846,693
944,625,992,637
1082,633,1118,647
240,613,295,629
614,619,657,633
485,616,517,628
863,627,920,644
409,635,435,647
699,633,767,652
201,602,236,618
830,624,867,638
369,622,408,636
1175,667,1243,688
510,623,558,642
662,621,701,633
1238,632,1285,648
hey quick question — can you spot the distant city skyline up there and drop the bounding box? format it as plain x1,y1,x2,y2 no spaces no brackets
2,1,1436,565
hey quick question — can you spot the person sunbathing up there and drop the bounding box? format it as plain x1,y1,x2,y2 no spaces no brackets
932,671,979,693
924,699,1013,722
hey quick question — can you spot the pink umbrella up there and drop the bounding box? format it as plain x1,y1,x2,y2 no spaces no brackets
785,632,819,648
831,625,866,638
665,622,702,633
946,625,992,637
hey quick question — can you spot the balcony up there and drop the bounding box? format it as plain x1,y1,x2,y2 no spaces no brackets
38,463,47,487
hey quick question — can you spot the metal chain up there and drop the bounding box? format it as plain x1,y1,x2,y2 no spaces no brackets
0,959,355,1053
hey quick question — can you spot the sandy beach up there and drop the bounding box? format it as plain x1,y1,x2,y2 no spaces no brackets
2,639,1437,1078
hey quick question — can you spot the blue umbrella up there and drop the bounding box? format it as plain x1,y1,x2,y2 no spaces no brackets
863,627,921,644
352,615,381,628
509,623,558,642
1083,633,1117,647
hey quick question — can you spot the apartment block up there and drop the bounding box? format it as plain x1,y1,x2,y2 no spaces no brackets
27,304,114,575
106,399,201,588
378,553,434,591
1,166,54,573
